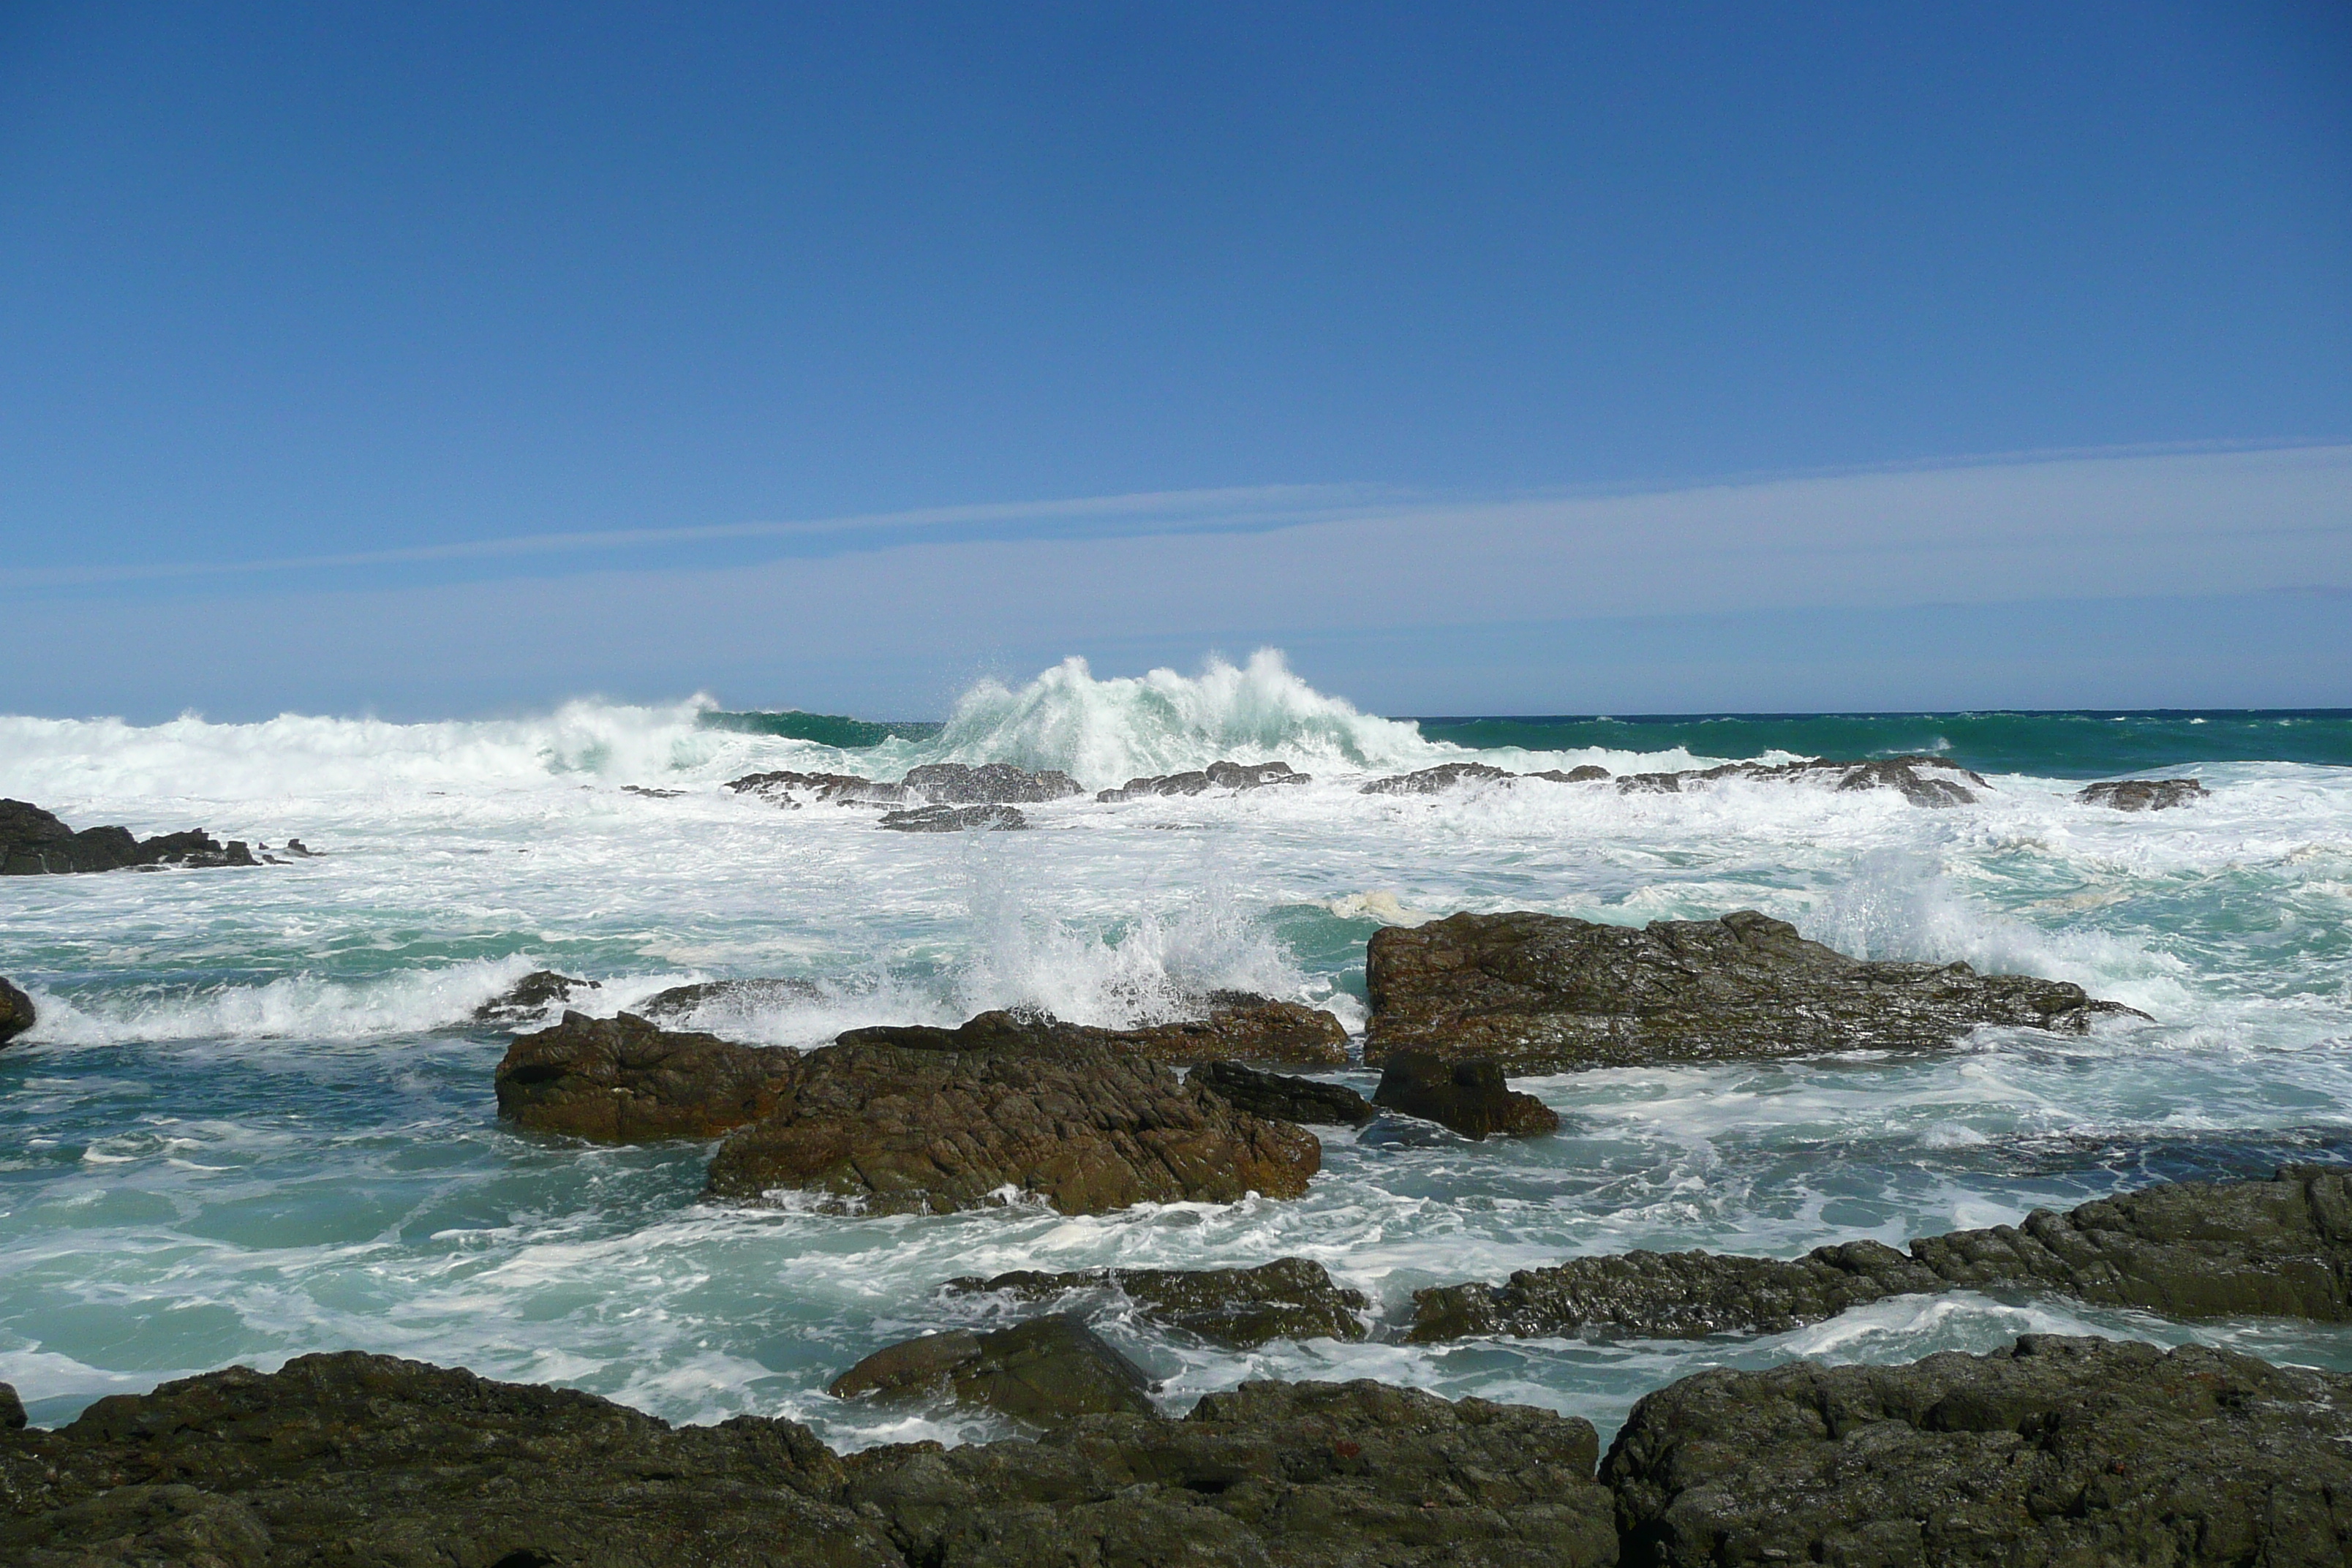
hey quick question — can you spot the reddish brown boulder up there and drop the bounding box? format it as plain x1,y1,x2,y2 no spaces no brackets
493,1011,802,1141
1372,1051,1558,1139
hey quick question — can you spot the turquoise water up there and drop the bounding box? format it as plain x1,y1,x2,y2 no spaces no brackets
2,654,2348,1447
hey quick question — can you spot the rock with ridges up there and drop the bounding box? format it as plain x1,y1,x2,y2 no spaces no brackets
472,968,600,1023
841,1000,1349,1068
495,1011,802,1141
2080,777,2207,810
704,1036,1320,1214
898,762,1082,804
1096,760,1310,802
1605,1334,2352,1568
1191,1060,1375,1125
946,1257,1370,1347
1,799,263,875
829,1317,1155,1425
1360,761,1515,795
1373,1050,1559,1139
878,803,1028,832
1365,908,2144,1071
0,979,34,1048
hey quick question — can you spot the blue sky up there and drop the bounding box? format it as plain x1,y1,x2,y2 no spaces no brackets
3,2,2348,718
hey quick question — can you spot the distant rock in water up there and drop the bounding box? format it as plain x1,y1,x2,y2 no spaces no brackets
1408,1163,2352,1341
829,1316,1156,1425
619,784,685,799
1524,764,1613,783
632,977,823,1025
1605,1334,2352,1568
1360,761,1516,795
1191,1060,1376,1125
946,1257,1371,1348
472,969,599,1024
878,803,1028,832
494,1010,800,1142
1097,759,1311,802
898,761,1084,803
0,978,34,1047
842,998,1349,1067
1365,908,2145,1071
1372,1050,1558,1139
2080,777,2207,810
724,768,906,807
0,799,262,875
1357,755,1978,804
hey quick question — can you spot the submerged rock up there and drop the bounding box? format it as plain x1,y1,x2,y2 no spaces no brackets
1097,760,1310,802
494,1011,802,1142
1364,908,2144,1071
0,1352,1616,1568
1190,1060,1376,1126
1,799,262,875
633,977,823,1025
945,1256,1371,1347
877,803,1028,832
898,762,1083,804
0,979,34,1048
1409,1164,2352,1341
1605,1334,2352,1568
2080,777,2208,810
1373,1050,1559,1139
842,999,1349,1068
725,768,908,807
829,1317,1155,1425
472,969,600,1023
704,1035,1319,1215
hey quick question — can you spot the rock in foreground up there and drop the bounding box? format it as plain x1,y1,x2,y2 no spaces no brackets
944,1257,1370,1347
1409,1163,2352,1341
1365,908,2143,1071
2080,777,2207,810
1373,1051,1558,1139
1606,1334,2352,1567
0,1354,1616,1567
1,799,261,875
0,979,33,1047
495,1011,802,1141
829,1317,1155,1425
1191,1060,1376,1125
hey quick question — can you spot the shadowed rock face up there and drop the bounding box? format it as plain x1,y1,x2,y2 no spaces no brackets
842,1000,1349,1068
1409,1164,2352,1341
944,1257,1371,1347
1096,760,1310,802
494,1011,802,1142
1365,908,2144,1071
1191,1060,1376,1125
704,1036,1320,1214
1373,1051,1558,1139
0,979,33,1048
0,1354,1616,1567
1605,1334,2352,1568
2080,777,2207,810
473,969,600,1023
1,799,261,875
829,1318,1155,1425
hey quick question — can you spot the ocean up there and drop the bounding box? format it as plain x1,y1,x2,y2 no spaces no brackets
3,651,2349,1450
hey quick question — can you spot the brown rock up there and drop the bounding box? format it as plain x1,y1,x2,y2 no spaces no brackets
0,978,34,1048
1372,1050,1558,1139
1190,1060,1376,1126
841,999,1349,1068
494,1011,802,1142
829,1317,1155,1425
472,969,600,1023
946,1256,1371,1347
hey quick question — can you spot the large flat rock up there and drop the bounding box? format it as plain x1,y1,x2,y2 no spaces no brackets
494,1010,803,1141
1365,908,2141,1071
843,999,1349,1068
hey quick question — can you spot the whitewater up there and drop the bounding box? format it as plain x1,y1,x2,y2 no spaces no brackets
3,651,2350,1451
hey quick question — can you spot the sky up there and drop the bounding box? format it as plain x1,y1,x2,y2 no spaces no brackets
2,1,2348,719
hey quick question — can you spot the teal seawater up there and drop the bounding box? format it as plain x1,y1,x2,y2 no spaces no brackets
699,709,945,747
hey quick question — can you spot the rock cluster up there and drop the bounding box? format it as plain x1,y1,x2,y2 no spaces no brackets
1365,908,2143,1071
2079,777,2207,810
724,769,903,807
829,1317,1156,1425
943,1257,1370,1347
1360,761,1516,794
1096,759,1309,802
1373,1050,1558,1139
0,979,33,1047
726,764,1080,821
495,1011,802,1142
878,804,1028,832
1357,755,1980,805
472,969,600,1023
1,799,263,875
1190,1060,1376,1125
842,998,1348,1068
899,763,1083,803
1408,1163,2352,1340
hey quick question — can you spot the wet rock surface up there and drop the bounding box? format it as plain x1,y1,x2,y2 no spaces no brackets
2080,776,2208,810
945,1257,1371,1347
1,799,263,875
704,1033,1320,1214
1191,1060,1376,1125
1605,1334,2352,1568
635,977,824,1025
725,769,907,807
878,803,1028,832
1409,1164,2352,1340
0,1353,1616,1567
1355,755,1979,804
1097,759,1310,802
1360,761,1516,794
897,763,1083,804
829,1318,1155,1425
842,999,1349,1068
1365,908,2144,1071
1373,1050,1559,1139
0,979,33,1047
494,1011,802,1142
472,968,601,1023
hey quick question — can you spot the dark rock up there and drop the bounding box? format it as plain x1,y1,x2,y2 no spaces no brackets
703,1035,1320,1214
495,1011,802,1142
0,1352,1615,1568
622,784,686,799
1613,771,1684,794
0,979,33,1048
725,769,908,807
1372,1050,1558,1139
1365,908,2146,1071
1525,765,1613,783
0,1382,21,1429
1,799,263,875
830,1317,1155,1425
472,969,600,1023
1409,1164,2352,1341
1096,760,1311,802
1605,1334,2352,1568
1360,761,1515,795
2080,777,2208,810
281,837,320,856
945,1256,1371,1347
1639,755,1986,807
840,1000,1349,1068
1191,1060,1376,1126
898,763,1083,804
634,978,824,1025
878,804,1028,832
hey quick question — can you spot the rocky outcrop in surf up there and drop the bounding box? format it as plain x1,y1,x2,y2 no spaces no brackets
472,969,600,1024
878,803,1028,832
944,1257,1371,1348
1096,760,1310,802
634,977,823,1025
1373,1051,1558,1139
724,768,906,807
829,1317,1156,1425
900,762,1084,803
1357,755,1980,805
1407,1164,2352,1341
0,1352,1618,1567
725,762,1080,819
1360,761,1516,794
843,998,1349,1068
704,1033,1320,1214
494,1011,801,1141
2079,777,2207,810
1605,1334,2352,1568
1190,1060,1376,1125
0,979,33,1047
0,799,263,875
1365,908,2144,1071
